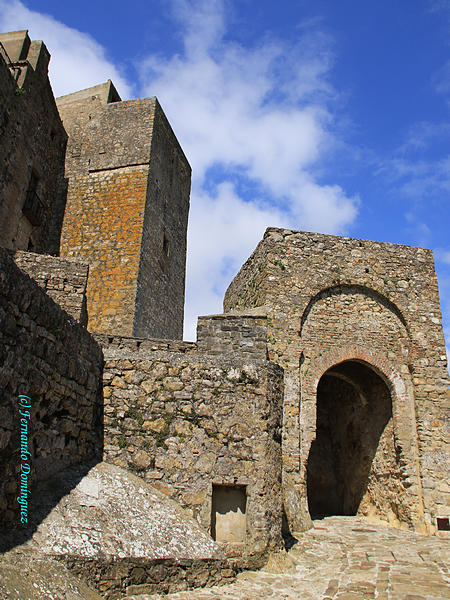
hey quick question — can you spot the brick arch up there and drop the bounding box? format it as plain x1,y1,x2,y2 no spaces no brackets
298,345,425,529
309,346,409,399
299,283,410,336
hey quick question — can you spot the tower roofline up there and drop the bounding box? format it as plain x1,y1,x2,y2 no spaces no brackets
56,79,121,106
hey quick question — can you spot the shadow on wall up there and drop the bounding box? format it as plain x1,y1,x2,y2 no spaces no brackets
0,249,104,552
306,360,398,520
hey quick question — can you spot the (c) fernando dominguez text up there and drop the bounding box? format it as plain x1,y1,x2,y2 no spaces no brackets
17,394,31,524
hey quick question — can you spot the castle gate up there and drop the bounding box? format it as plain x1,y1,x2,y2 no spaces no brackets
307,360,399,520
224,229,450,534
298,348,425,533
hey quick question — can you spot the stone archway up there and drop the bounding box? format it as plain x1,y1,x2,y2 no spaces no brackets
306,360,405,521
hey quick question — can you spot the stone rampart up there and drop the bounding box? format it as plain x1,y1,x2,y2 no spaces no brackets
0,248,103,527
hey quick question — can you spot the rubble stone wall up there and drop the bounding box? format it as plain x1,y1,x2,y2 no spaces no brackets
10,250,89,324
100,324,284,561
196,313,268,358
94,333,197,355
0,248,103,527
225,228,450,534
55,555,240,599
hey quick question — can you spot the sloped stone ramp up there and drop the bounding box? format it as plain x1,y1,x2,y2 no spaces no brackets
0,551,102,600
0,462,229,599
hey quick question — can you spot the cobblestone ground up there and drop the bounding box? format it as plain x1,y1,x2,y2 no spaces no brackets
128,517,450,600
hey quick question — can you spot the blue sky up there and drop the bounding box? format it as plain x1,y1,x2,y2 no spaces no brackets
1,0,449,358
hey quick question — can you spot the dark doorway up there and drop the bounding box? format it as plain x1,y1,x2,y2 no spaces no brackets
211,484,247,542
307,361,392,519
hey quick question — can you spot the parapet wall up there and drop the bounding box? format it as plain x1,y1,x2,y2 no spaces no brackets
10,250,89,324
0,248,103,527
196,311,268,358
94,333,197,355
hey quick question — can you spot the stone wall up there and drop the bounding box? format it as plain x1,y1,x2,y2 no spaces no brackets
99,319,284,562
0,30,67,255
0,248,103,527
10,250,89,324
57,84,191,340
196,312,268,358
224,228,450,535
134,100,191,340
94,333,196,355
60,162,150,335
56,556,239,599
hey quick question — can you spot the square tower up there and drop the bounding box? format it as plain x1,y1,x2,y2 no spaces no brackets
57,82,191,339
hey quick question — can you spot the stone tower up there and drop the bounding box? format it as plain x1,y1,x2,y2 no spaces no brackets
56,82,191,339
225,228,450,535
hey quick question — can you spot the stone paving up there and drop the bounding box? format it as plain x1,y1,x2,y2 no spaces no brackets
127,517,450,600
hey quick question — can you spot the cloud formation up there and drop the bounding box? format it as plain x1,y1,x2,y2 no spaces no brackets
0,0,131,98
0,0,359,340
139,0,358,337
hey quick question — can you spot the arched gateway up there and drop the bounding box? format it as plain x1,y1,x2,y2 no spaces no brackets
307,360,402,521
224,228,449,535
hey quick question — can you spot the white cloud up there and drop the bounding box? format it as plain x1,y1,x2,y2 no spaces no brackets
428,0,450,18
377,125,450,201
139,0,358,338
384,123,450,367
432,60,450,97
0,0,132,98
184,182,288,339
435,249,450,265
0,0,359,340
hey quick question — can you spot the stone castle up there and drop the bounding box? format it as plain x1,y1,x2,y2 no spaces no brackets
0,30,449,599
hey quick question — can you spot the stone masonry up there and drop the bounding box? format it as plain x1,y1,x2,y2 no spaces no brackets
0,25,449,600
0,30,67,255
0,247,103,527
10,249,89,325
224,228,450,536
57,82,191,340
99,313,284,565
